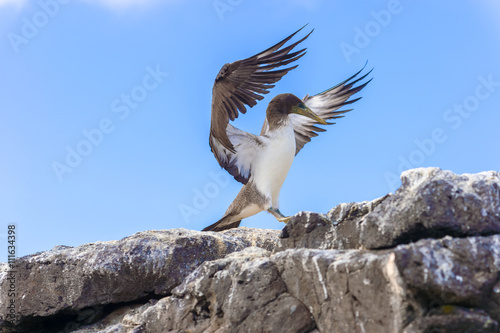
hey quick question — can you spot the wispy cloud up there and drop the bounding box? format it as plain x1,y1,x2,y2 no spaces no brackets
0,0,174,10
0,0,26,9
480,0,500,30
79,0,163,10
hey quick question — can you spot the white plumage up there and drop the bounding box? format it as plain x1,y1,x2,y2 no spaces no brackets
252,119,296,210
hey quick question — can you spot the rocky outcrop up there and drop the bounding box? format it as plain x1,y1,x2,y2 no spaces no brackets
280,167,500,251
0,228,280,332
1,167,499,332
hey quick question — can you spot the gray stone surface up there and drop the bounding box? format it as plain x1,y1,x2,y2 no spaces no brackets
0,228,280,331
360,167,500,249
78,235,500,333
2,168,500,333
114,247,316,333
278,195,388,251
280,168,500,251
404,307,499,333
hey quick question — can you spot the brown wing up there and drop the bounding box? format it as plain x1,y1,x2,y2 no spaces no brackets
210,26,312,184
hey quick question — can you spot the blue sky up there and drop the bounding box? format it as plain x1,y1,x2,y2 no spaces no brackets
1,0,499,257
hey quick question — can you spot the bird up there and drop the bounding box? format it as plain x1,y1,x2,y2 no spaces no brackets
202,26,371,232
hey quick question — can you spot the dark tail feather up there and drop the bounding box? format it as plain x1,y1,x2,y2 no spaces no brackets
202,215,241,232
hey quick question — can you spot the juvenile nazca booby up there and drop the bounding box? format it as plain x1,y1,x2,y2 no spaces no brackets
203,26,371,232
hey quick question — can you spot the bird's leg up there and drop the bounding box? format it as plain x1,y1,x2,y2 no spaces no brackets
268,208,292,224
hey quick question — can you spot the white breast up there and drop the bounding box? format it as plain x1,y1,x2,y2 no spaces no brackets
252,122,296,209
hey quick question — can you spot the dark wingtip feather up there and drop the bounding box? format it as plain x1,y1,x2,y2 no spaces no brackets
294,63,371,155
254,24,312,60
312,61,372,97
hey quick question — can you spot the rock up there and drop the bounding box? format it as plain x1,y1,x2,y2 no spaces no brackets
327,194,390,249
78,235,500,333
404,307,499,333
72,304,143,333
220,227,280,252
280,168,500,251
2,167,500,332
0,228,280,331
394,235,500,314
274,248,412,333
278,195,389,251
360,168,500,249
115,247,316,333
279,212,336,250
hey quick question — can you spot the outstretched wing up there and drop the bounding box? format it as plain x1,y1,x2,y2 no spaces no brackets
290,64,372,155
210,26,312,184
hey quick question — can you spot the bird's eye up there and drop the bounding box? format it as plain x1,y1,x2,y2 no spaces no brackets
298,103,305,108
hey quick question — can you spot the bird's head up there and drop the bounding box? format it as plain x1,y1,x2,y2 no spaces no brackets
267,93,327,126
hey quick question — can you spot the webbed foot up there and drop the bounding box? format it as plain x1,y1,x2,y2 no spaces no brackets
268,208,291,224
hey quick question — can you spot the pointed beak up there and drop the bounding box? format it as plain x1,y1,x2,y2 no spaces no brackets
292,104,327,125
